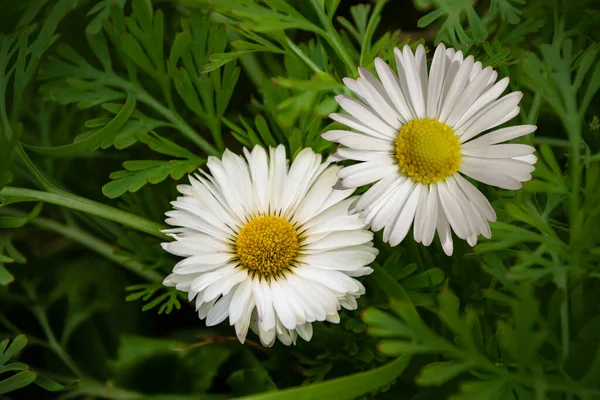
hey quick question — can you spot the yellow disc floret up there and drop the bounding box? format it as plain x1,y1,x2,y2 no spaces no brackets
236,216,299,277
394,117,462,184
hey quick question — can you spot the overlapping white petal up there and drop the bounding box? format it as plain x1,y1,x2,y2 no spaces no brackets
162,145,376,347
323,43,537,255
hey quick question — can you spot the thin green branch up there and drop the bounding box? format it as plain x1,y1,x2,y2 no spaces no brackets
15,144,65,193
283,36,323,74
0,186,167,239
308,0,356,77
32,307,84,378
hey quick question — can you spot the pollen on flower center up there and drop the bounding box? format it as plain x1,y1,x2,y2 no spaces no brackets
235,215,299,277
394,117,462,184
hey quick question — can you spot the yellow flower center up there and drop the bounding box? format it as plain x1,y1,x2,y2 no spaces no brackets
235,216,299,277
394,117,462,184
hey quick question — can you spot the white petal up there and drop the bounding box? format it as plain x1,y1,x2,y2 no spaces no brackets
463,156,534,181
206,293,233,326
388,184,422,246
454,174,496,221
296,322,313,342
437,180,469,239
354,174,402,213
426,43,447,117
335,95,397,137
245,145,270,213
461,144,535,158
322,130,394,151
422,184,439,246
438,55,475,123
457,92,523,142
436,205,454,256
445,66,493,127
463,125,537,147
374,57,412,122
340,164,398,189
356,74,402,130
228,278,253,325
413,184,429,243
329,113,392,139
400,45,426,118
453,77,510,131
268,145,287,213
271,280,298,330
372,178,413,232
306,230,373,252
335,148,393,162
459,160,522,190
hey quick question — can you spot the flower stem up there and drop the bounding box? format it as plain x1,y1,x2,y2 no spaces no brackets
0,186,167,239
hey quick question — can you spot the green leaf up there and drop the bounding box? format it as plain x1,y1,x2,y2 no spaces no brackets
369,263,411,300
138,132,202,159
103,158,203,199
0,363,29,374
86,0,126,34
402,268,445,289
377,340,433,356
416,361,472,386
363,308,412,338
236,356,410,400
34,375,79,392
0,335,27,366
450,378,510,400
0,371,37,395
109,334,234,394
227,369,277,396
0,203,42,228
0,264,14,286
24,93,136,156
490,0,524,24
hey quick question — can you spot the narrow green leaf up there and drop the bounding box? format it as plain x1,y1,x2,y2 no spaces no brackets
0,335,27,366
0,265,14,286
417,361,472,386
24,94,136,156
238,356,410,400
0,371,37,395
34,375,79,392
0,363,29,374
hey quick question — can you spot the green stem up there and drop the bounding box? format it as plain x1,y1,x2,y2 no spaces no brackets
283,36,323,74
0,187,167,239
566,114,582,247
16,144,65,193
560,283,570,362
32,307,84,378
0,208,163,283
308,0,356,77
239,356,410,400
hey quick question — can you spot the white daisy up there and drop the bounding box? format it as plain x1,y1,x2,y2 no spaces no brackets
322,43,537,256
162,145,376,347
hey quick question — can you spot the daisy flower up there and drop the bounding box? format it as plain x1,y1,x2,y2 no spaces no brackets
161,145,376,347
322,43,537,256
